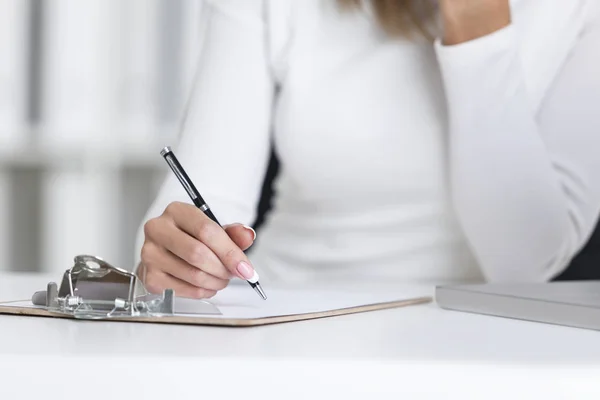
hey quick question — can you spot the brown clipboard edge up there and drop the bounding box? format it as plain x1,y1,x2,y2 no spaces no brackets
0,296,432,327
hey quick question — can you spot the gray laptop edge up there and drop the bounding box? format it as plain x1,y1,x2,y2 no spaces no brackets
435,281,600,331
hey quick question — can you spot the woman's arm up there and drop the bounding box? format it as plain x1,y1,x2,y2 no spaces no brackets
436,3,600,282
134,0,275,267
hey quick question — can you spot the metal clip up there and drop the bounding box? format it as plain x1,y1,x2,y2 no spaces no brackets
30,255,220,319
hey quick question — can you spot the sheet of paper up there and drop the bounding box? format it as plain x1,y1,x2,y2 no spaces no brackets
201,284,431,320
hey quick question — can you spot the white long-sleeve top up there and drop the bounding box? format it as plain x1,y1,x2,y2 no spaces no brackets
135,0,600,286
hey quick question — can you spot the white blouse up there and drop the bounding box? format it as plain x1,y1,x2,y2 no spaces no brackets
135,0,600,287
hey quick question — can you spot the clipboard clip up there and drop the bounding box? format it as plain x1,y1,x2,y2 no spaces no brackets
30,255,220,319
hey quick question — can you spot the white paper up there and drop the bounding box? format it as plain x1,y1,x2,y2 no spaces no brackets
205,284,429,320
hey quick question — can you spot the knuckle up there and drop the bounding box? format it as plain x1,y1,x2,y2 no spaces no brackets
143,218,159,238
164,201,183,217
186,245,205,267
215,278,229,291
215,267,232,280
144,271,162,294
164,202,177,215
140,242,156,265
223,247,240,265
193,220,216,241
190,269,207,287
192,287,211,299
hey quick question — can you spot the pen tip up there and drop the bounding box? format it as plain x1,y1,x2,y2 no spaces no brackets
254,283,267,300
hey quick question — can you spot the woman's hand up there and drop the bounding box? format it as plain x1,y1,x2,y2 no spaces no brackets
439,0,511,45
138,201,257,299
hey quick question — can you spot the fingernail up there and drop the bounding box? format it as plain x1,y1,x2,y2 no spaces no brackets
243,224,257,241
236,261,255,280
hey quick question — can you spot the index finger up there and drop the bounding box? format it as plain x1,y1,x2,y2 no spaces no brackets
164,202,258,281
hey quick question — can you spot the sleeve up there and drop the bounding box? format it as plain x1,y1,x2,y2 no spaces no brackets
434,5,600,282
132,0,276,269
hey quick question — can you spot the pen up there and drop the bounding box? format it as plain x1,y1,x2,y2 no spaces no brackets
160,146,267,300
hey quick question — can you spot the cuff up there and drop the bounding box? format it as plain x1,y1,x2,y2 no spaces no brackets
434,23,517,68
433,24,524,120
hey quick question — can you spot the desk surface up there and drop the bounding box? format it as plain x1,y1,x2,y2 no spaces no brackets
1,273,599,399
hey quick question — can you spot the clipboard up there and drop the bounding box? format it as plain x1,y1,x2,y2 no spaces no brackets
0,255,432,327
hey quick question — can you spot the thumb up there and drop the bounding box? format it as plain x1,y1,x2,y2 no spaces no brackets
224,223,256,251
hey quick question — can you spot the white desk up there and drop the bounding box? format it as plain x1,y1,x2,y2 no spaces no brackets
1,273,599,399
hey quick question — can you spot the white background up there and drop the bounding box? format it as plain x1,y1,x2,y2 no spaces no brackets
0,0,206,272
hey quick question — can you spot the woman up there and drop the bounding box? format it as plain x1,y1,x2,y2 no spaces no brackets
135,0,600,299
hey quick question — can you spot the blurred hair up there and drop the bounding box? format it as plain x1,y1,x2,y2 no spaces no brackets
337,0,436,39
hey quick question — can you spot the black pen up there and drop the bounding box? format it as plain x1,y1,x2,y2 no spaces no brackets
160,146,267,300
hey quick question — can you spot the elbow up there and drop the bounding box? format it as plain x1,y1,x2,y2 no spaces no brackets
480,246,569,285
475,209,596,284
